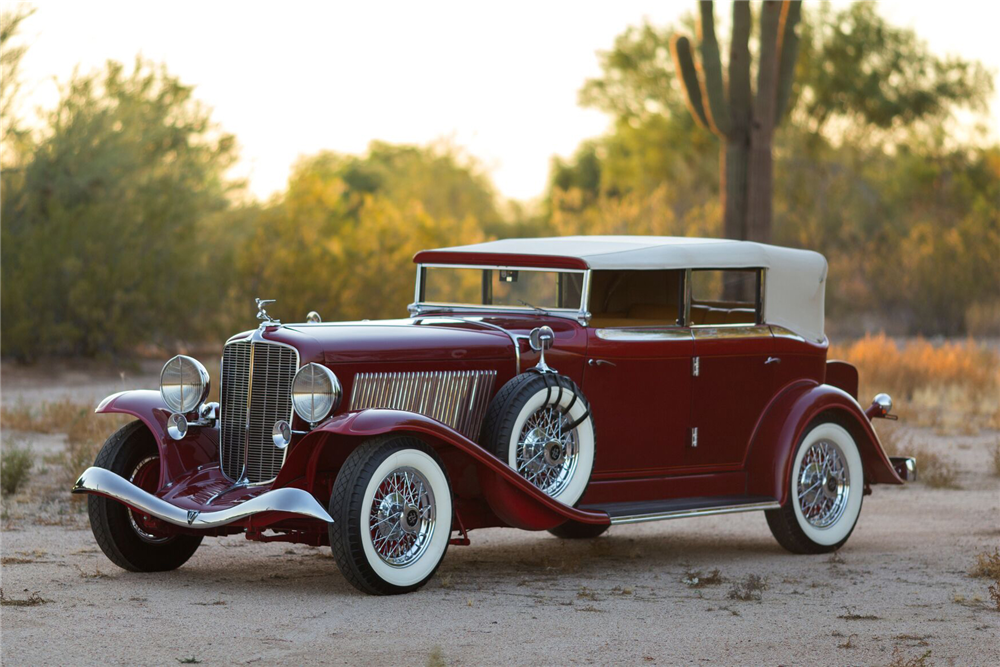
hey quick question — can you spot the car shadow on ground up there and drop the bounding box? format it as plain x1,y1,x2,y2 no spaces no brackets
115,527,793,599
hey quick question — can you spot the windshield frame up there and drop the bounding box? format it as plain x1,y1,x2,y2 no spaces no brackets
410,263,592,323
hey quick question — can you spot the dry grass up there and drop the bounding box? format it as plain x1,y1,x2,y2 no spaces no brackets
683,569,723,588
838,606,880,621
970,549,1000,579
0,400,129,486
0,589,48,607
830,334,1000,431
1,443,34,496
874,422,906,457
908,446,960,489
727,574,767,601
887,648,932,667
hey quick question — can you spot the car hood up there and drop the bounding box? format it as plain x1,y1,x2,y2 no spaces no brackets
227,318,516,366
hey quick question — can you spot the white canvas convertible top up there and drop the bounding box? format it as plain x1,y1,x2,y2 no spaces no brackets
423,236,829,342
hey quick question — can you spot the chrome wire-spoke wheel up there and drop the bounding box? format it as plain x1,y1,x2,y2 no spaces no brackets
797,439,851,528
127,455,171,544
368,466,436,568
768,422,864,554
516,406,579,497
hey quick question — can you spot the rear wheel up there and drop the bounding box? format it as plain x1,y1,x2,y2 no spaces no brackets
329,436,452,595
88,421,202,572
765,421,864,554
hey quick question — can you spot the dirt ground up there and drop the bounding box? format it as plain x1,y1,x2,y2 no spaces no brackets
1,363,998,666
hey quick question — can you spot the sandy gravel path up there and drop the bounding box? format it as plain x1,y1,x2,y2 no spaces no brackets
1,364,998,665
3,439,998,666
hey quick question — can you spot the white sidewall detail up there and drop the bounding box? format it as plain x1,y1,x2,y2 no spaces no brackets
359,449,452,588
507,386,595,506
791,423,863,546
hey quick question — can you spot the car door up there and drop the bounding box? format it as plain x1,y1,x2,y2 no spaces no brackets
685,268,775,469
583,326,693,476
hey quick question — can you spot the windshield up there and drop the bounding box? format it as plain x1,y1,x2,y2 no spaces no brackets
420,266,585,311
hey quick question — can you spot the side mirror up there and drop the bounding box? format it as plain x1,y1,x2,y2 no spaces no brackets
306,311,322,324
528,326,556,374
528,326,554,352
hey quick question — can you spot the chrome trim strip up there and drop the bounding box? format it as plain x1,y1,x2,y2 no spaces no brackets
683,268,692,326
595,328,693,341
350,370,497,439
72,467,333,527
579,269,592,325
691,325,773,339
410,263,589,323
609,501,781,525
769,325,805,341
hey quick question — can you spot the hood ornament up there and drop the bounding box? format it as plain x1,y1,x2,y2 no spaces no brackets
255,298,280,326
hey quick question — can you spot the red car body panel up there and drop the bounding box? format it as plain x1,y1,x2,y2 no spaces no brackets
95,309,900,539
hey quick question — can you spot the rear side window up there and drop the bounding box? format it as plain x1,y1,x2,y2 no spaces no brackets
689,269,762,326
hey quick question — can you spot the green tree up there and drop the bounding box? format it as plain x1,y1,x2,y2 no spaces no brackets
1,5,35,164
1,58,237,358
224,143,497,329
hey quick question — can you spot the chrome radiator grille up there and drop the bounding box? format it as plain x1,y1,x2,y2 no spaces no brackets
349,371,497,440
220,339,298,483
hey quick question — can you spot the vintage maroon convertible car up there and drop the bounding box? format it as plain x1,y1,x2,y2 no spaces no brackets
75,236,915,594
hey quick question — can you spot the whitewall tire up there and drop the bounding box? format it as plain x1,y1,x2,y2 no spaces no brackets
329,436,452,595
766,421,864,554
480,373,595,508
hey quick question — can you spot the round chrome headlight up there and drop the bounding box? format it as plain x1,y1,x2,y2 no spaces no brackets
291,363,341,424
159,355,210,414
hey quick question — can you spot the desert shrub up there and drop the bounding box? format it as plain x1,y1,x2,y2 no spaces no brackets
970,549,1000,579
0,400,127,484
909,446,959,489
830,334,1000,429
874,422,906,457
727,574,767,601
1,443,34,496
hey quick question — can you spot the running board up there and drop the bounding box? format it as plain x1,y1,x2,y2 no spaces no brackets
581,495,781,526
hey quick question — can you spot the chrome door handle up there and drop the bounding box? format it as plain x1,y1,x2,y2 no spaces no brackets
588,359,616,367
765,356,781,365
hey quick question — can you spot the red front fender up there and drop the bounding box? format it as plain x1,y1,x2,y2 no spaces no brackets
94,390,217,489
745,382,903,505
278,409,610,531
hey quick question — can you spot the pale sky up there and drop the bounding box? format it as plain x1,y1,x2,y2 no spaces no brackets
8,1,1000,202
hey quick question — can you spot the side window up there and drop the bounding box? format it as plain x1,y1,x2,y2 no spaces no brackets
689,269,762,326
588,270,684,327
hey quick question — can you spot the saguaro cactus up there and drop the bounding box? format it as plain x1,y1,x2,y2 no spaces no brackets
671,1,801,243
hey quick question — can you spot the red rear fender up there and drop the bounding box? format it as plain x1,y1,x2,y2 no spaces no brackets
746,382,903,505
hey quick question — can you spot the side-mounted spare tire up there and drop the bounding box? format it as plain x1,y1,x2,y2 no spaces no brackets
480,372,595,508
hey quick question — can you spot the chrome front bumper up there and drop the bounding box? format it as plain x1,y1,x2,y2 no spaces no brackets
889,456,917,482
72,467,333,529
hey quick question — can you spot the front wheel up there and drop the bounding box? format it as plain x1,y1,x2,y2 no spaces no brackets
87,421,202,572
329,435,453,595
765,421,864,554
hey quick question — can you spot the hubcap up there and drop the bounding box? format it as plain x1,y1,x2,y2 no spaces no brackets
516,406,578,496
797,440,850,529
368,467,436,567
